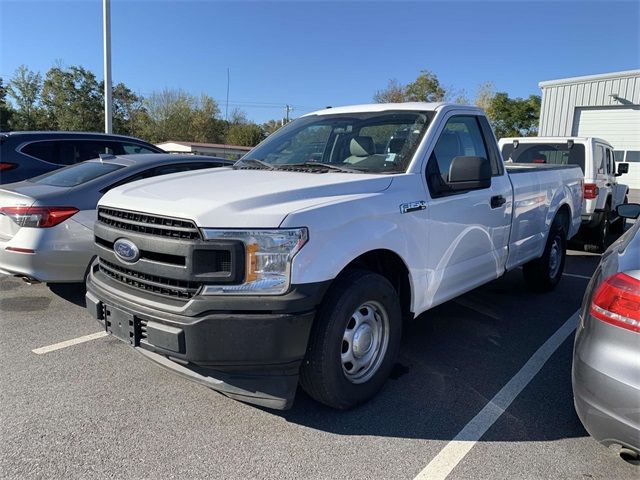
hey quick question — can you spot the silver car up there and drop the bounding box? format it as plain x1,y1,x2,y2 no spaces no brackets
0,154,232,283
573,202,640,459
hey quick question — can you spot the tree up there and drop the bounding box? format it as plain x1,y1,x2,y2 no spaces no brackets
262,119,282,136
190,94,223,143
7,65,45,130
41,65,103,131
0,78,14,131
475,81,495,112
143,88,195,142
374,70,446,103
485,92,541,138
110,83,145,137
226,123,265,147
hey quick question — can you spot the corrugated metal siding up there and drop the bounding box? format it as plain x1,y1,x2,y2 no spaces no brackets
538,71,640,136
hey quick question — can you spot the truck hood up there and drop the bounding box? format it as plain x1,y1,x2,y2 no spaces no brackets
99,168,393,228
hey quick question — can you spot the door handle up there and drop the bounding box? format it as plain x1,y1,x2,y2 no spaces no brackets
491,195,506,209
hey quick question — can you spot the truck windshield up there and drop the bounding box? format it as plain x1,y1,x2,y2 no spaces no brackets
501,142,586,173
238,111,433,174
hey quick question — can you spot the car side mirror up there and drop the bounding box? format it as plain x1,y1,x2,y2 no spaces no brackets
447,156,492,191
617,203,640,219
616,162,629,176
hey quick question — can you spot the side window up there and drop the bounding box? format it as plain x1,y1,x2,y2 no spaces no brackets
426,116,490,195
595,145,605,174
626,151,640,162
75,141,116,162
21,141,59,163
613,150,625,162
605,148,613,175
122,143,158,154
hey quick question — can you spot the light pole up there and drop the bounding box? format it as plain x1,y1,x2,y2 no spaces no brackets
103,0,112,134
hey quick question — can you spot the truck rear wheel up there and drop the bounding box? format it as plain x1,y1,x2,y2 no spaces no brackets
300,269,402,409
523,215,567,292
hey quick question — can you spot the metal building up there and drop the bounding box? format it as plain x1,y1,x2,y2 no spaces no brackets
538,70,640,189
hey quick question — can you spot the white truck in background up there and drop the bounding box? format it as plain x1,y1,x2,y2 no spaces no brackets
85,103,583,410
499,137,630,251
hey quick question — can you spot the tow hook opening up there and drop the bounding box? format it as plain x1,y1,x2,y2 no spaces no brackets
619,447,640,465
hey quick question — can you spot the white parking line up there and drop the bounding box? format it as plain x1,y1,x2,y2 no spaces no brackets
563,272,592,280
413,310,580,480
32,331,108,355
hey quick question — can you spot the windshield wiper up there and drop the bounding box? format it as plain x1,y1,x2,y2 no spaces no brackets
233,158,275,170
277,162,361,173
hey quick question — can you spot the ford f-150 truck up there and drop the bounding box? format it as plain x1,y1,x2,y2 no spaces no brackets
85,103,583,410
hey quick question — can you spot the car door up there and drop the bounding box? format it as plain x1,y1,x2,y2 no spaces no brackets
593,143,610,210
424,114,512,307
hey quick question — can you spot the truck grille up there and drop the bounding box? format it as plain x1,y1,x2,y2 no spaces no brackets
99,258,201,299
97,207,201,240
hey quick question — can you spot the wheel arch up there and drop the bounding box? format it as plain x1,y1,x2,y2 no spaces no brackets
336,249,413,320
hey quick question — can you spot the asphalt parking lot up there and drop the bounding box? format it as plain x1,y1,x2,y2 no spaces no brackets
1,244,639,479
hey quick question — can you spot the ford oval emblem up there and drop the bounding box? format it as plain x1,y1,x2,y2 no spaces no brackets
113,238,140,263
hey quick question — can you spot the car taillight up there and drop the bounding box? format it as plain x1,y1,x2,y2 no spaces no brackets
0,206,79,228
583,183,599,200
590,272,640,333
0,162,18,171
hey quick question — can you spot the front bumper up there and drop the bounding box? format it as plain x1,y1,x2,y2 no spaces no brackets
86,264,330,409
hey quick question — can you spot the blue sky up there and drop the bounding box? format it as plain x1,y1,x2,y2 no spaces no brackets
1,0,639,123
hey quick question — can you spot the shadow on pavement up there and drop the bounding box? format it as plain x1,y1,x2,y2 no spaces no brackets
48,282,86,308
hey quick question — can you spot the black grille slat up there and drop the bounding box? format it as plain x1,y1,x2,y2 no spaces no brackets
99,259,201,299
98,207,200,240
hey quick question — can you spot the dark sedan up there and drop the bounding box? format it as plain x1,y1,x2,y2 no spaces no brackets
0,131,164,184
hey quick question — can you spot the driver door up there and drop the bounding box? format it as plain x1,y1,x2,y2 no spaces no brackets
424,114,512,307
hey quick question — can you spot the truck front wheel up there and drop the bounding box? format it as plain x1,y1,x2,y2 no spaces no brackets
523,215,567,292
300,269,402,409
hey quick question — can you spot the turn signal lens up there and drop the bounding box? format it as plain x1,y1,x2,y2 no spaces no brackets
590,272,640,333
583,183,599,200
0,206,79,228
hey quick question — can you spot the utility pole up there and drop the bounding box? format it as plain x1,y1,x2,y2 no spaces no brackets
103,0,113,134
284,104,292,125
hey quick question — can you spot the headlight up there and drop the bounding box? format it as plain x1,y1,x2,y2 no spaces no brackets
200,228,308,295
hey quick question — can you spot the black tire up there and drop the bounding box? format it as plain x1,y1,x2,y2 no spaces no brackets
300,269,402,409
593,203,611,252
522,214,567,292
610,196,628,235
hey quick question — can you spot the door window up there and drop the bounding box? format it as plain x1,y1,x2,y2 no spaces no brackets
605,148,613,175
21,141,58,163
121,143,158,154
595,145,605,174
426,115,489,196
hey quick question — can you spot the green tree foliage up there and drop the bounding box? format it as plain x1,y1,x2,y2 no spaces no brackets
41,65,103,131
7,65,45,130
226,123,265,147
262,119,283,136
0,78,15,130
374,70,446,103
110,83,146,137
485,92,541,138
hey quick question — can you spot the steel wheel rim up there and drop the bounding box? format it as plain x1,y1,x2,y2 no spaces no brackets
341,301,390,384
549,235,562,279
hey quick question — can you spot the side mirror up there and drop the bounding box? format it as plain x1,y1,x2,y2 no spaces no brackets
448,156,492,191
617,203,640,220
616,163,629,176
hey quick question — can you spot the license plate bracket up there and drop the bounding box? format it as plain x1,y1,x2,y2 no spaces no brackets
105,305,136,345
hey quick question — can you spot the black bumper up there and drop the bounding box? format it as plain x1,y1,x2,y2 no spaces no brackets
86,267,330,409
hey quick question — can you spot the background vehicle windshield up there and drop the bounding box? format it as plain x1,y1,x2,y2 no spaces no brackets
31,161,124,187
245,111,433,173
502,142,586,173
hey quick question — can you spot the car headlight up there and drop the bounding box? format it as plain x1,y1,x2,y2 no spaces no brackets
200,228,308,295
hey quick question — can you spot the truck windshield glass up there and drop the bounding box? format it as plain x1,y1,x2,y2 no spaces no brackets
240,111,433,173
502,142,586,173
31,161,124,187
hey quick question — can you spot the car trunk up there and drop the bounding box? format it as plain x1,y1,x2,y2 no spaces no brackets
0,187,40,240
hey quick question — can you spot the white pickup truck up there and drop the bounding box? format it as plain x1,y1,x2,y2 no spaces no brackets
499,136,630,251
85,103,583,410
